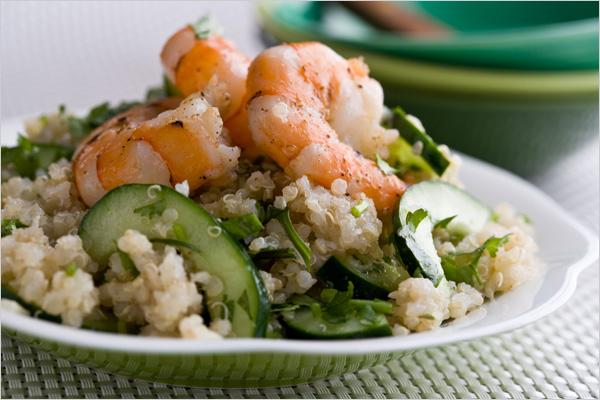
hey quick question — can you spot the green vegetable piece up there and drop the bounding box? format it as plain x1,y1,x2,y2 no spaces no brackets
67,101,141,138
434,215,457,229
374,153,399,176
117,248,140,278
221,213,264,241
406,208,429,231
350,299,394,315
267,206,312,270
351,201,369,218
390,107,450,176
441,234,510,286
419,314,435,320
149,238,203,255
146,74,183,101
1,135,75,179
250,248,297,260
189,14,223,39
65,263,78,276
1,219,28,237
270,303,301,313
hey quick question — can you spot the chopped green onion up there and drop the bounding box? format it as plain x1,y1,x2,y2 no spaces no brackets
267,206,312,270
1,219,28,237
250,248,297,260
351,201,369,218
221,213,264,241
374,153,400,176
149,238,202,255
65,263,78,276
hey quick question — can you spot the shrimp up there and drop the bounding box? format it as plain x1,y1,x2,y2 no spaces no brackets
160,26,256,154
246,43,408,213
73,94,240,207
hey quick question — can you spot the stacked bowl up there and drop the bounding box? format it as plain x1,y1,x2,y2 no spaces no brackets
258,1,599,177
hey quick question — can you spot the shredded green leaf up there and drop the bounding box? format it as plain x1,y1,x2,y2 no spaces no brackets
1,219,28,237
149,238,202,255
270,303,301,313
65,263,78,277
117,248,139,278
267,206,312,270
67,101,141,138
434,215,457,229
441,234,510,286
189,14,223,39
374,153,400,176
1,135,75,179
351,201,369,218
146,74,183,101
250,248,297,260
405,208,429,231
221,213,264,241
419,314,435,320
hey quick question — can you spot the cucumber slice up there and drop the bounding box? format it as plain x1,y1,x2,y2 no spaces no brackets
78,184,269,338
389,107,450,176
316,255,408,299
1,283,134,333
282,307,392,340
392,181,491,287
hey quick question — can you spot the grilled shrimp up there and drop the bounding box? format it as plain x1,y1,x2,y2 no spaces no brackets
73,94,240,207
160,26,255,154
246,43,407,213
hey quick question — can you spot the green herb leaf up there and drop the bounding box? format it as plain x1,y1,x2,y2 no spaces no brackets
441,234,510,286
520,213,534,225
250,248,297,260
491,211,500,222
146,74,183,101
351,201,369,218
133,199,166,218
374,153,399,176
117,248,139,278
189,14,223,39
267,206,312,270
172,224,187,241
434,215,457,229
270,303,301,313
65,263,78,276
350,299,394,315
221,213,264,241
1,219,28,237
405,208,429,231
1,135,75,179
67,101,141,138
419,314,435,320
149,238,203,255
310,302,322,319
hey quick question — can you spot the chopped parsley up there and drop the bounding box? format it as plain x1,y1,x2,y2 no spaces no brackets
1,219,28,237
67,101,141,138
149,238,202,255
220,213,264,241
133,199,166,218
189,14,223,39
441,234,510,286
249,248,297,260
117,248,139,278
434,215,457,229
146,74,183,101
1,135,74,179
65,263,78,277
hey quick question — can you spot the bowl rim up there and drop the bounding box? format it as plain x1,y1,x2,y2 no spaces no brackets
3,154,599,356
258,3,599,98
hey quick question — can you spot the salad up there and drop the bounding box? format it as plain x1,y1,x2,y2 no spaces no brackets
1,16,539,340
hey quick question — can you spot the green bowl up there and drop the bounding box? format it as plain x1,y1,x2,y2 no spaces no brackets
261,1,599,70
258,3,599,178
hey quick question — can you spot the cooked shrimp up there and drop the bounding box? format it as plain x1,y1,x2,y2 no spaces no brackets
246,43,407,213
161,26,255,154
73,94,240,207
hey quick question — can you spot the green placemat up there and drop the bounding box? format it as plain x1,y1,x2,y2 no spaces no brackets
2,264,597,399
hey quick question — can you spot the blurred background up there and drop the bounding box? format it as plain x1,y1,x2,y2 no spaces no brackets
1,1,598,183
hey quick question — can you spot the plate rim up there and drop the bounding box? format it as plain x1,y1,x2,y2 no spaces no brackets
2,152,598,356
